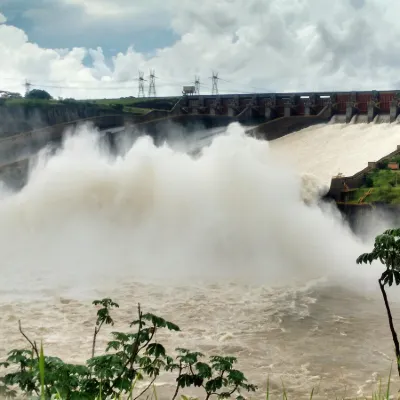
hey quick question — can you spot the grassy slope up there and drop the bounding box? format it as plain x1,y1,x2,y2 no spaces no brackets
348,156,400,204
85,96,180,114
0,96,180,115
1,98,116,113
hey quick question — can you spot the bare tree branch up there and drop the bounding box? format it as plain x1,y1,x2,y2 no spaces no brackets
18,320,39,359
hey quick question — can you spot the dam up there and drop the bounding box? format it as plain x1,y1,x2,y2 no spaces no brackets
2,96,400,398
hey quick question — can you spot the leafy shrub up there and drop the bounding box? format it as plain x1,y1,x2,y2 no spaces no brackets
25,89,52,100
0,298,256,400
365,173,374,188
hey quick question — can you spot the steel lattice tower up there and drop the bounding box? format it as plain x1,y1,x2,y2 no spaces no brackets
148,69,157,97
138,71,146,98
210,72,219,95
24,80,32,96
194,76,200,95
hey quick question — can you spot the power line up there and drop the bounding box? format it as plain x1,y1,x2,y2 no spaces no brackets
0,72,276,96
2,73,249,92
218,77,272,93
148,69,156,97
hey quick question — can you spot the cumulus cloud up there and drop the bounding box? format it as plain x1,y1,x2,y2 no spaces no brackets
61,0,171,27
1,0,400,99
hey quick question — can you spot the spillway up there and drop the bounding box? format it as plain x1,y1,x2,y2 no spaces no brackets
0,121,399,399
269,120,400,191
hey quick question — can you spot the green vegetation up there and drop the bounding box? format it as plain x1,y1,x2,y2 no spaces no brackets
0,297,397,399
0,90,179,116
0,299,256,399
347,156,400,204
87,97,180,114
25,89,53,101
0,97,122,115
357,228,400,377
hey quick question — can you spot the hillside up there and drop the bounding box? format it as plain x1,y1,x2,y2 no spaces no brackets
85,96,180,114
347,156,400,204
0,96,180,136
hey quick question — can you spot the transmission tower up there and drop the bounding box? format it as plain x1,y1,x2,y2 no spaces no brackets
210,71,219,95
148,69,157,97
194,76,200,95
138,71,146,98
24,80,32,96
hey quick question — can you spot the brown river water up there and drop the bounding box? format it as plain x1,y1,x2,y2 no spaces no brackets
2,121,400,399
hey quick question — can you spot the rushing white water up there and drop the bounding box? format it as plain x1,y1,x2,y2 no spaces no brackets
269,120,400,198
0,121,400,399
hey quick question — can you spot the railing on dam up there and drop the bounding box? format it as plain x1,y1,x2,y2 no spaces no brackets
178,90,400,123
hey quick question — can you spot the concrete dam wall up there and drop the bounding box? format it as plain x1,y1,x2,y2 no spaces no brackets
0,111,334,190
0,114,126,165
0,103,126,137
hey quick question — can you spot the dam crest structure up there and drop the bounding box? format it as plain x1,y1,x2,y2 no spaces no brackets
1,89,400,190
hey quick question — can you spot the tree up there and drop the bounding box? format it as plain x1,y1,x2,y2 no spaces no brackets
357,228,400,377
25,89,52,100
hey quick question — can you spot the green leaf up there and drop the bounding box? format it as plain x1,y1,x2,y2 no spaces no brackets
210,355,236,371
192,375,204,387
389,272,394,287
228,370,245,384
39,342,45,400
92,298,119,309
205,377,224,393
195,362,212,378
106,341,121,352
177,350,204,365
394,270,400,286
146,343,166,358
166,321,180,331
111,332,129,342
177,374,194,388
142,313,167,328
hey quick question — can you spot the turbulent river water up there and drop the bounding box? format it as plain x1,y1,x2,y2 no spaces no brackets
2,121,400,399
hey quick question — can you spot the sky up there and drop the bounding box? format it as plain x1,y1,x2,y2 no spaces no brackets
0,0,400,99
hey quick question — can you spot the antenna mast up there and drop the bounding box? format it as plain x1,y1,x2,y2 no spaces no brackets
148,69,157,97
138,71,146,98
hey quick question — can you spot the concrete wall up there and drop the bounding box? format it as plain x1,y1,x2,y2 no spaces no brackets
0,104,337,191
128,114,238,145
333,202,400,232
248,113,331,141
0,114,125,165
0,104,123,137
0,113,240,189
0,158,30,190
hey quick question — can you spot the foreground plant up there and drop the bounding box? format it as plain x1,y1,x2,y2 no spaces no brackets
357,228,400,377
0,298,256,400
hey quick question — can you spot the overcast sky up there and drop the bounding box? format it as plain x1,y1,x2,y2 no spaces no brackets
0,0,399,99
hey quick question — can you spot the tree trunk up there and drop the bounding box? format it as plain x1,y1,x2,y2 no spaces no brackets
379,279,400,377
